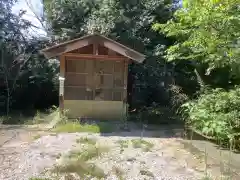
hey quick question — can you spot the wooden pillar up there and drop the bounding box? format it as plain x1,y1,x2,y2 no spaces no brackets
59,55,65,113
127,61,133,110
122,59,129,119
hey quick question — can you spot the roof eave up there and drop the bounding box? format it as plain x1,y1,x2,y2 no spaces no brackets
40,34,146,62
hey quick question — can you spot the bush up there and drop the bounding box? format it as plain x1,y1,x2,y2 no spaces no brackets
182,87,240,142
129,103,180,125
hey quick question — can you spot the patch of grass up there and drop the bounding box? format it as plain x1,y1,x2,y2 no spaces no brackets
68,145,109,161
87,163,106,179
142,146,153,152
27,109,60,125
116,140,129,154
63,174,75,180
117,140,129,148
200,177,212,180
0,116,4,124
140,169,154,177
2,106,64,125
53,158,106,179
200,176,228,180
112,166,125,180
1,114,32,124
33,134,41,140
53,122,113,133
53,122,100,133
97,122,115,133
200,175,230,180
131,139,143,148
29,178,51,180
53,144,109,179
76,137,96,145
131,139,154,151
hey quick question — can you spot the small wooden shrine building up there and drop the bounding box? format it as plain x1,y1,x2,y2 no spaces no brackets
41,34,145,120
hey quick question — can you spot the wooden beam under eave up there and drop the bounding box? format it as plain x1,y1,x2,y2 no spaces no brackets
63,53,129,61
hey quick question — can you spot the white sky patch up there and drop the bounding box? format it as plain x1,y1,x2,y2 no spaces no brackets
12,0,47,37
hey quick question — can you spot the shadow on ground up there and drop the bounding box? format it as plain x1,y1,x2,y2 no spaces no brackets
78,118,184,138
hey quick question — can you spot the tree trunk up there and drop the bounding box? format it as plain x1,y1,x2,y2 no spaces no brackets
194,66,206,92
6,93,10,117
4,74,10,117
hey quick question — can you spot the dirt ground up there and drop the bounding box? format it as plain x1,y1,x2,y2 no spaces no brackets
0,124,237,180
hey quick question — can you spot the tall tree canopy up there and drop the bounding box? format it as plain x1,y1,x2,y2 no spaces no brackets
153,0,240,85
0,0,58,117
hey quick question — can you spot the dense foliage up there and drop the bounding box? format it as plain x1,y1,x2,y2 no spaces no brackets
154,0,240,145
0,0,58,117
154,0,240,74
182,87,240,141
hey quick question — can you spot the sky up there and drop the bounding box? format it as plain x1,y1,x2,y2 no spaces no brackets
12,0,47,36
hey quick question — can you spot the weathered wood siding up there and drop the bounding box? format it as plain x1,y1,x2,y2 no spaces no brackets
63,52,128,119
64,100,125,120
64,57,127,102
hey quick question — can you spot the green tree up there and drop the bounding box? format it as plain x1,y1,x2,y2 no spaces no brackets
0,0,58,119
153,0,240,87
154,0,240,146
0,0,33,115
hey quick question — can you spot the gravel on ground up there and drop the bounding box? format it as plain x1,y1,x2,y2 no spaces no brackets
0,126,229,180
0,124,235,180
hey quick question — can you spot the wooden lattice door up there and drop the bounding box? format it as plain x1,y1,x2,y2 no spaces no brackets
65,58,126,102
94,60,125,101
